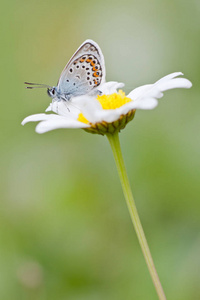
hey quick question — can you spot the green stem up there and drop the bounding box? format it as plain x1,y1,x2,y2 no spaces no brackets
106,131,166,300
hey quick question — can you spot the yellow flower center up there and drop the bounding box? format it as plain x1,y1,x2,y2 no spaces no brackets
77,113,89,124
77,90,136,134
97,90,132,109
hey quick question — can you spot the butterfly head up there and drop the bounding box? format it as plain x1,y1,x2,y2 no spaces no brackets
47,87,57,98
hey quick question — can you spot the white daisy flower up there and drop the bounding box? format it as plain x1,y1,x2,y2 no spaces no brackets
21,52,192,299
22,72,192,135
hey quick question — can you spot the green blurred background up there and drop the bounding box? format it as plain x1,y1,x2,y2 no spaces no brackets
1,0,200,299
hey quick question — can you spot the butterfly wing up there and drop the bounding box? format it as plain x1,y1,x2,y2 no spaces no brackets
57,39,106,98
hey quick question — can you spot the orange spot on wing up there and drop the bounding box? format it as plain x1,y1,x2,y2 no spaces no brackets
86,59,92,63
93,72,99,77
80,58,85,62
90,61,95,66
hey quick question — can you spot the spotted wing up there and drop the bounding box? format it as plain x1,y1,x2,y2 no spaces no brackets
57,39,106,98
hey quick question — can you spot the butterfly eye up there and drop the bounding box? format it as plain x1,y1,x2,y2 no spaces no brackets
47,88,56,97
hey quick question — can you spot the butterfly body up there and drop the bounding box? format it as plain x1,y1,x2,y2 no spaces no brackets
26,40,106,102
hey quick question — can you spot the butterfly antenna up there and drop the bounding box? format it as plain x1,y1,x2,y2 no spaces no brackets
24,82,52,89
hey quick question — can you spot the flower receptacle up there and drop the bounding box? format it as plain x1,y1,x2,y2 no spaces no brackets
84,109,136,135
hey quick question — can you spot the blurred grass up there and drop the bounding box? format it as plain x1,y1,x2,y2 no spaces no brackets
1,0,200,299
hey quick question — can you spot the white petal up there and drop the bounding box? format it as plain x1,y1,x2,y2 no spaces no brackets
45,105,52,112
126,98,158,110
89,108,124,123
127,73,192,111
99,81,124,95
21,113,62,125
128,84,156,100
72,95,102,123
50,100,80,118
84,103,132,124
155,72,183,84
156,78,192,91
36,118,90,134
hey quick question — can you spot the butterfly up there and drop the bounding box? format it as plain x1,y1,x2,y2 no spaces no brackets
25,39,106,101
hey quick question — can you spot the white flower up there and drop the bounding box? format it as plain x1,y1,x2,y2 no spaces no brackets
22,72,192,135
